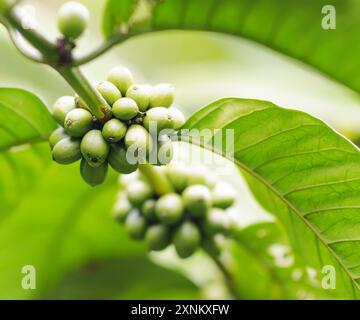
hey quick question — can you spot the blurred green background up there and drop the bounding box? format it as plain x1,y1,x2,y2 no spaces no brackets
0,0,359,299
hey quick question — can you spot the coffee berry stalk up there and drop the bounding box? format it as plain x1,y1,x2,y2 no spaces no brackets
112,164,237,259
48,65,186,186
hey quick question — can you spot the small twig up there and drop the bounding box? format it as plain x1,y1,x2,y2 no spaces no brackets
138,163,174,196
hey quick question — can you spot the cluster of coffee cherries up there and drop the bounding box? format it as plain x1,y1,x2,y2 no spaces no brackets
112,163,237,258
49,65,185,186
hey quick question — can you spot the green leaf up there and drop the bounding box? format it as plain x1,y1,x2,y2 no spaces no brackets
183,97,360,299
0,88,56,151
44,257,199,299
103,0,360,94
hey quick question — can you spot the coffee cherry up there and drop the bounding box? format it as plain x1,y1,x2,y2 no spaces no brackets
108,143,138,174
125,125,153,159
149,135,173,166
112,97,139,121
169,107,185,130
126,180,153,208
57,1,90,39
64,108,93,137
95,81,121,106
165,162,190,192
52,137,81,164
141,199,157,222
173,221,201,258
80,158,108,186
81,129,109,167
107,66,134,95
155,193,184,225
203,208,230,234
182,184,212,218
52,96,75,125
112,193,132,223
143,107,172,134
126,84,152,112
49,127,68,149
150,83,174,108
212,182,236,209
145,224,171,251
124,210,146,240
187,166,216,189
74,94,88,109
102,118,127,143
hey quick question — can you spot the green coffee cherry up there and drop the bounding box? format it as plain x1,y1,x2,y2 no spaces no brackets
108,143,138,174
155,193,184,225
182,184,212,218
80,158,108,186
126,84,152,112
102,118,127,143
95,81,122,106
112,97,139,121
49,127,68,149
80,129,109,167
187,166,216,189
150,83,175,108
168,107,185,130
165,162,190,192
124,210,146,240
149,135,173,166
52,96,76,125
145,224,171,251
212,183,236,209
107,66,134,95
57,1,90,39
125,125,153,160
74,94,88,109
173,221,201,258
203,208,229,235
141,199,157,222
64,108,93,137
143,107,172,134
126,180,153,208
52,137,81,164
112,193,132,223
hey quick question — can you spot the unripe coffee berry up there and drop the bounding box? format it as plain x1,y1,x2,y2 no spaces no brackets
203,208,229,234
149,135,173,166
141,199,157,222
126,180,153,208
108,143,138,174
212,182,236,209
155,193,184,225
52,137,81,164
95,81,121,106
150,83,174,108
125,124,153,158
80,129,109,167
112,193,132,223
64,108,93,137
57,1,90,39
165,162,190,192
102,118,127,143
80,158,108,186
49,127,68,149
143,107,172,133
182,184,212,218
173,221,201,258
124,210,146,240
107,66,134,95
145,224,171,251
112,97,139,121
52,96,75,125
126,84,152,112
168,107,185,130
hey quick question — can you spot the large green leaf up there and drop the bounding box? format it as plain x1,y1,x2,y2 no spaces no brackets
103,0,360,94
183,97,360,299
0,88,56,151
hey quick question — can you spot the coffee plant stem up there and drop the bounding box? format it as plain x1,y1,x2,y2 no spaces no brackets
138,163,174,196
58,67,111,121
203,245,239,299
